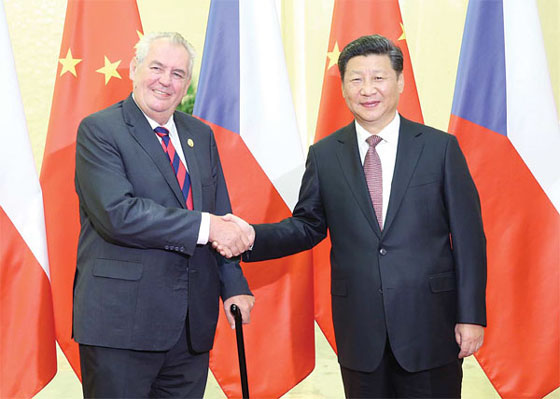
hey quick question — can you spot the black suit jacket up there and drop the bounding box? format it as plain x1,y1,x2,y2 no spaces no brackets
246,116,486,373
73,94,250,353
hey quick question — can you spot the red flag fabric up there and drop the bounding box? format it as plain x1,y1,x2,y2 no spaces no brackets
313,0,423,351
449,1,560,396
0,2,56,396
40,0,142,377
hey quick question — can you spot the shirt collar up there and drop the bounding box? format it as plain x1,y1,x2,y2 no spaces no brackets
355,112,400,145
132,93,175,132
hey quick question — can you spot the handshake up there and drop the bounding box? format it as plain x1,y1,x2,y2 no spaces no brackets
209,213,254,258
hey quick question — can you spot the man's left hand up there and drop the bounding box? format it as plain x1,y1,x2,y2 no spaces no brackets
455,323,484,358
224,295,255,329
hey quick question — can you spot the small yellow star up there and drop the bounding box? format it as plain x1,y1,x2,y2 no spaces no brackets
96,56,122,85
326,42,341,70
59,48,82,77
134,30,144,49
398,23,406,41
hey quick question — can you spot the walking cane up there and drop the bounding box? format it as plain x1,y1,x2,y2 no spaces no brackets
230,304,249,399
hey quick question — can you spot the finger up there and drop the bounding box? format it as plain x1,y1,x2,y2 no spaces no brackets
459,341,475,358
224,311,235,329
239,231,251,250
222,246,233,258
221,213,233,221
242,313,251,324
214,243,228,257
237,304,252,324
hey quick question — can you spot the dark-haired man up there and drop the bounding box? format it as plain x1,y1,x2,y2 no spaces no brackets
220,34,486,398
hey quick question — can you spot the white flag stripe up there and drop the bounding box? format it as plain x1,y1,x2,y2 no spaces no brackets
504,0,560,213
0,2,50,277
240,0,305,210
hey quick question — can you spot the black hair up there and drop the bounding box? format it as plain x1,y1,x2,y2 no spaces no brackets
338,35,403,80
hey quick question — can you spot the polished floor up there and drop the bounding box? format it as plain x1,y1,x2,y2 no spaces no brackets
35,325,558,398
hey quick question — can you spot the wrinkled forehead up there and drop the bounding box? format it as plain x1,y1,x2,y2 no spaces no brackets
144,39,190,67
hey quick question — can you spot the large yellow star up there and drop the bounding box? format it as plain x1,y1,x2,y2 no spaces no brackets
59,48,82,77
327,42,341,70
398,23,406,41
96,56,122,84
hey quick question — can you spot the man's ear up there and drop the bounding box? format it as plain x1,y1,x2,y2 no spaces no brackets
129,58,137,81
397,72,405,94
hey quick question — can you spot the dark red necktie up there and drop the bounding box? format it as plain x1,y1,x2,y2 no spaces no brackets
154,126,193,210
364,135,383,228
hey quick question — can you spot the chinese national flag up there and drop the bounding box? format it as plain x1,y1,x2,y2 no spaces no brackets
313,0,423,350
40,0,142,377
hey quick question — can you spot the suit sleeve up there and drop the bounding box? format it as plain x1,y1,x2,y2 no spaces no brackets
444,135,487,326
245,145,328,262
75,116,201,256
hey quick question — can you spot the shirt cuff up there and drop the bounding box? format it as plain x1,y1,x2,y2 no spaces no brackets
197,212,210,245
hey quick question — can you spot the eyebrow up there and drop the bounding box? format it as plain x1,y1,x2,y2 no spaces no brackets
149,60,187,75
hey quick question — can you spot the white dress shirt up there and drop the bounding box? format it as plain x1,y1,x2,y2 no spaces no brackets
138,105,210,245
355,113,400,227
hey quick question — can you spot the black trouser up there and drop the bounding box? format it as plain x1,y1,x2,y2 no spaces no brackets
79,324,209,399
341,341,463,398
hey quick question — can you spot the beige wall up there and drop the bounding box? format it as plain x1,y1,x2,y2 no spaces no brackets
5,0,560,171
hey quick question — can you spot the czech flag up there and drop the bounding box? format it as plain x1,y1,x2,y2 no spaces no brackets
449,0,560,397
0,1,56,396
193,0,315,397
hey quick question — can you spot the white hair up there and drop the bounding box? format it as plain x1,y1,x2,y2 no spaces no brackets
134,32,196,78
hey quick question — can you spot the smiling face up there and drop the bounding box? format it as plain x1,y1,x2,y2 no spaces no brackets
130,38,191,125
341,54,404,134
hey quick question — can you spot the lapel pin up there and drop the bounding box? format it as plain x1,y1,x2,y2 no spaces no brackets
187,138,194,148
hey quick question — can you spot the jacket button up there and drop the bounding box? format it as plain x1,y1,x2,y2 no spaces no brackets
378,288,383,294
379,248,387,256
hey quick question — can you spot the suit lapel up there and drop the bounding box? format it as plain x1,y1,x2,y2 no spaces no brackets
174,114,202,211
383,116,424,234
336,122,382,238
122,95,186,207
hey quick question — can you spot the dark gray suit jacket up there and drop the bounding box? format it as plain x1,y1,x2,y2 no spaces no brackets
73,94,250,353
246,116,486,373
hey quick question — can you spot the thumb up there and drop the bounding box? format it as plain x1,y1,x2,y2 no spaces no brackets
224,310,235,329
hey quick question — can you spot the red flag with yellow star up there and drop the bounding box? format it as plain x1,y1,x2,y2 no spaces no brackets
40,0,142,377
313,0,423,350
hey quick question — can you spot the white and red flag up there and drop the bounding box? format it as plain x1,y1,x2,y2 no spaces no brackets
193,0,314,397
449,0,560,396
0,1,56,396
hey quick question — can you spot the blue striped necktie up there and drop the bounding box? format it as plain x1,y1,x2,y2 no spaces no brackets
154,126,193,210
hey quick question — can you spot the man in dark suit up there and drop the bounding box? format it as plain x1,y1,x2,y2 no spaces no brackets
73,32,254,398
219,35,486,398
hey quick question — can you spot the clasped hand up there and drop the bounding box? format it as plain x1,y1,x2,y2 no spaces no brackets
209,213,255,258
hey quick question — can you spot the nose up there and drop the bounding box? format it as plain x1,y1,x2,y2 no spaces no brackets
158,71,172,86
360,80,378,96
